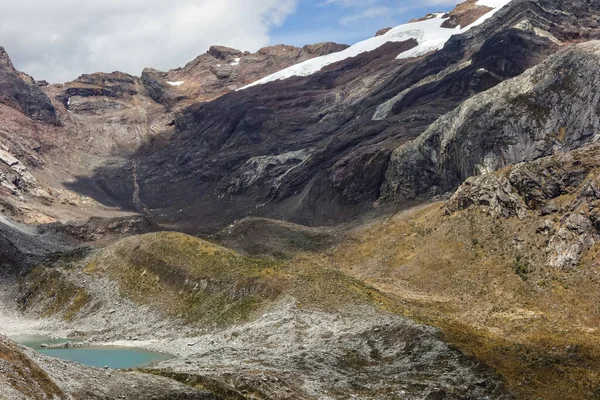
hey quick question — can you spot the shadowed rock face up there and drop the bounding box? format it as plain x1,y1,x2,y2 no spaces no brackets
0,47,57,124
3,0,600,236
0,215,76,273
69,40,421,232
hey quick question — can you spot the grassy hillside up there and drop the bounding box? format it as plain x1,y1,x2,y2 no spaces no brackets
21,231,390,328
323,201,600,399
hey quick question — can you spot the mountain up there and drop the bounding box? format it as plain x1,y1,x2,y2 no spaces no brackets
67,0,599,233
2,0,600,399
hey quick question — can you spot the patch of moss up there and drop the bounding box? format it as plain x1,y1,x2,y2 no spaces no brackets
140,369,255,400
19,267,90,321
339,349,374,370
511,93,550,123
513,255,532,281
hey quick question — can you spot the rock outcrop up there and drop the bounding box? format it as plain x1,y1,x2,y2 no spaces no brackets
441,0,493,29
383,40,600,203
445,142,600,269
0,47,57,124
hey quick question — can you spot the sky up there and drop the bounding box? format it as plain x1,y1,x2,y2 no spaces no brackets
0,0,461,83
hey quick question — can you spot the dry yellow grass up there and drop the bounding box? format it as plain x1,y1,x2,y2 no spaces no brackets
19,201,600,398
0,337,65,398
24,231,393,329
310,202,600,399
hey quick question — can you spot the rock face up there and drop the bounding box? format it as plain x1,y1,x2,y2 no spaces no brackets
0,147,52,202
383,40,600,203
0,214,79,273
441,0,493,29
0,47,57,124
41,71,173,155
375,27,393,36
445,143,600,269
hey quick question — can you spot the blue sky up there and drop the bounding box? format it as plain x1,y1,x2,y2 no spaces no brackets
270,0,459,46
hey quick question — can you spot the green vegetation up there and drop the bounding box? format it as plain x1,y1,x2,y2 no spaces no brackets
513,254,532,280
84,232,287,326
23,231,385,329
19,267,90,321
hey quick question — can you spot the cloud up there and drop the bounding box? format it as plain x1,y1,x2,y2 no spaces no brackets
340,6,398,25
316,0,379,7
0,0,297,83
319,0,461,27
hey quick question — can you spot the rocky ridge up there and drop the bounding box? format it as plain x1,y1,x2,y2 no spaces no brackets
382,40,600,203
0,47,57,124
143,43,350,105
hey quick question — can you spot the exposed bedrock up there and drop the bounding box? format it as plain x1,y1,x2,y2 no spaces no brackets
382,40,600,203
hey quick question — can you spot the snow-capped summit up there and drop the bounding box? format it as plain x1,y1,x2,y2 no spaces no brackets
241,0,512,89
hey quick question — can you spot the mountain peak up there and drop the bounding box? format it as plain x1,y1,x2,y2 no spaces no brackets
0,46,15,71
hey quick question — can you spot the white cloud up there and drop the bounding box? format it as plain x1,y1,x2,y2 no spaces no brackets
317,0,379,7
341,6,398,25
319,0,462,27
0,0,297,83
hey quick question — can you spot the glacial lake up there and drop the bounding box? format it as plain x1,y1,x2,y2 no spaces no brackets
12,335,172,369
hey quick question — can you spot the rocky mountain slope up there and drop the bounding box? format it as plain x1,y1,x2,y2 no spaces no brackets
70,0,600,233
144,43,349,105
328,142,600,399
383,40,600,203
14,231,512,400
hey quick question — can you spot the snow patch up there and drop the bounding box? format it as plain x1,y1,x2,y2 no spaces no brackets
166,81,185,86
230,58,241,66
396,0,512,60
241,0,512,90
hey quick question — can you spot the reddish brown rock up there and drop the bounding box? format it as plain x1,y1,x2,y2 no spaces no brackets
441,0,493,28
375,27,393,37
142,42,349,105
409,13,439,23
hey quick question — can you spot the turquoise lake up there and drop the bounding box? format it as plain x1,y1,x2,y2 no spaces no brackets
12,335,172,369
